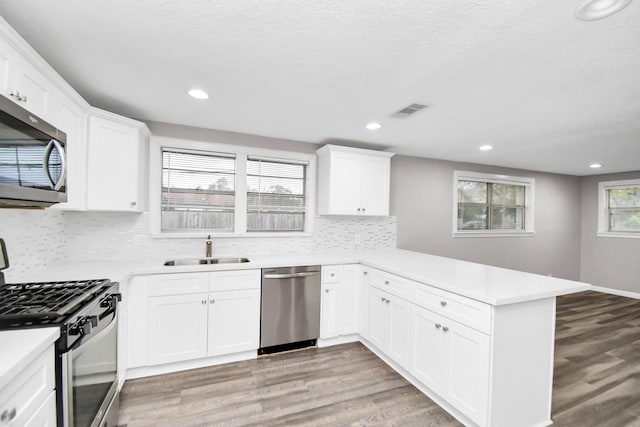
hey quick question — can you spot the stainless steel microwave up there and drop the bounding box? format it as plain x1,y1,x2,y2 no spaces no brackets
0,95,67,207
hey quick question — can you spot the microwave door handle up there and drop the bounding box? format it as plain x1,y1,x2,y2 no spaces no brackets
42,139,67,191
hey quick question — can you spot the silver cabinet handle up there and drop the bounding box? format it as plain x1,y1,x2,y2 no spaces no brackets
380,297,385,302
210,299,215,304
263,271,320,279
1,407,17,422
384,280,390,285
325,289,330,293
357,208,361,212
363,271,368,275
440,301,447,307
362,208,366,212
435,323,441,329
131,201,137,206
201,300,206,304
385,299,390,304
442,326,449,332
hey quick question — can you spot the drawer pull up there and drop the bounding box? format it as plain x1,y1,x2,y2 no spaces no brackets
381,297,386,302
435,323,441,329
386,298,391,304
384,280,390,285
1,407,17,422
210,299,215,304
442,326,449,333
440,301,447,307
201,300,206,305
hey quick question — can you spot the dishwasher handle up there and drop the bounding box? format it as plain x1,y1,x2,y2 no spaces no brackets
263,271,321,279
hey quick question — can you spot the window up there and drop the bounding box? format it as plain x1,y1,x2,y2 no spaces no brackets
453,171,535,237
150,136,315,237
161,149,235,231
598,179,640,238
247,158,307,232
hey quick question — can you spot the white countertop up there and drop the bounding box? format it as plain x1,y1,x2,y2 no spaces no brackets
0,328,59,389
15,248,590,306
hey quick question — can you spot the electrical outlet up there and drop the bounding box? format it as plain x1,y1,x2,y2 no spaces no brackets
132,234,147,246
355,234,362,245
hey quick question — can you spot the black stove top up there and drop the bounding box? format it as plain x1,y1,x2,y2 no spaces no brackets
0,279,113,328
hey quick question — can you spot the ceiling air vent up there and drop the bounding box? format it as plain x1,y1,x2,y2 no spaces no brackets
392,103,427,118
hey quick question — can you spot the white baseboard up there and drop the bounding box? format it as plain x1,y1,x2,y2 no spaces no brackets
317,334,359,347
591,286,640,299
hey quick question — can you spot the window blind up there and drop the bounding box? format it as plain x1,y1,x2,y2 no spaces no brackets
161,149,235,231
246,157,307,232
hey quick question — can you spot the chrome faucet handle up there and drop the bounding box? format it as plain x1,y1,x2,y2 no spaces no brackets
205,234,213,258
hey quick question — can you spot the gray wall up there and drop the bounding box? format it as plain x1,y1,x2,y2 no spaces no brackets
390,155,583,280
580,171,640,292
146,120,320,154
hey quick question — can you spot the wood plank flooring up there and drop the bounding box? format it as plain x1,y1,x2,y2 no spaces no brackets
552,291,640,426
119,290,640,426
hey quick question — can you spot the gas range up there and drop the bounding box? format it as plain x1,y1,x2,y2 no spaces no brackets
0,279,114,328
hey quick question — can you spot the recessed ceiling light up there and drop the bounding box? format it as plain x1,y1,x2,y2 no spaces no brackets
589,163,603,168
366,122,382,130
575,0,632,21
479,145,494,151
188,89,209,100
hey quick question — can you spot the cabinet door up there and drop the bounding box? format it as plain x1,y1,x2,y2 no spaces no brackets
368,286,389,350
411,306,448,393
357,267,371,339
360,154,390,216
340,264,358,335
22,391,56,427
148,293,208,365
208,289,260,356
6,56,52,119
328,151,362,215
387,295,412,370
49,89,87,211
445,320,490,425
86,116,141,211
320,282,340,339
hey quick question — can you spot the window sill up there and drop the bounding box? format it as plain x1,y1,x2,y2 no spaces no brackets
596,232,640,239
453,230,536,238
152,231,313,239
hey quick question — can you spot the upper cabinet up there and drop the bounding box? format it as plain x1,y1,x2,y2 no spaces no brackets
316,145,394,216
0,36,52,119
86,110,150,212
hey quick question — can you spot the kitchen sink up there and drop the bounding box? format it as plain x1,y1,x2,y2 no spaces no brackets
164,257,250,266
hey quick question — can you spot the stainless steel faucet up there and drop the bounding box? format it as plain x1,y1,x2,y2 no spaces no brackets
205,234,212,258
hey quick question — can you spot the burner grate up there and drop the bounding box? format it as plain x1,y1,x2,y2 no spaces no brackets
0,279,111,325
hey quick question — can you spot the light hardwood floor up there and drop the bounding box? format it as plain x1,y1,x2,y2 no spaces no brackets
119,291,640,426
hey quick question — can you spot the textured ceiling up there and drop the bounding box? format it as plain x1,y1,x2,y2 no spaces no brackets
0,0,638,176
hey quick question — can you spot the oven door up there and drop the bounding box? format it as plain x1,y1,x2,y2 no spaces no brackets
61,292,120,427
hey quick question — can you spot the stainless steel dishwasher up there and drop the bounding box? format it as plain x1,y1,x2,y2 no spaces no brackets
259,265,321,354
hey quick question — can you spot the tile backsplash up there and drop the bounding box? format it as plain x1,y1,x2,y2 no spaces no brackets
1,209,396,279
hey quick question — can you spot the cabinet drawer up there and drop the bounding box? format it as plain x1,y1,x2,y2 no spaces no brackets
371,269,412,299
322,265,342,284
148,273,209,296
414,285,492,334
0,346,54,427
209,269,260,292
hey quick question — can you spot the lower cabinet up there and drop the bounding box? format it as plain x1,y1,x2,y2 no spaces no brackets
139,270,261,368
148,293,209,365
411,305,490,425
207,289,260,357
320,264,359,339
368,286,411,370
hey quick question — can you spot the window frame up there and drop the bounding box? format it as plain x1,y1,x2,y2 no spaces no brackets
597,179,640,239
149,136,316,238
453,170,535,238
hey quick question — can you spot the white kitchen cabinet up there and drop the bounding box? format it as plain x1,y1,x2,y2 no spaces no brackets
132,270,261,370
86,110,149,212
49,88,88,211
320,265,342,339
207,289,260,356
0,36,52,119
368,285,411,370
320,264,359,339
148,292,209,365
357,266,371,340
411,305,490,425
316,144,394,216
0,345,56,427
